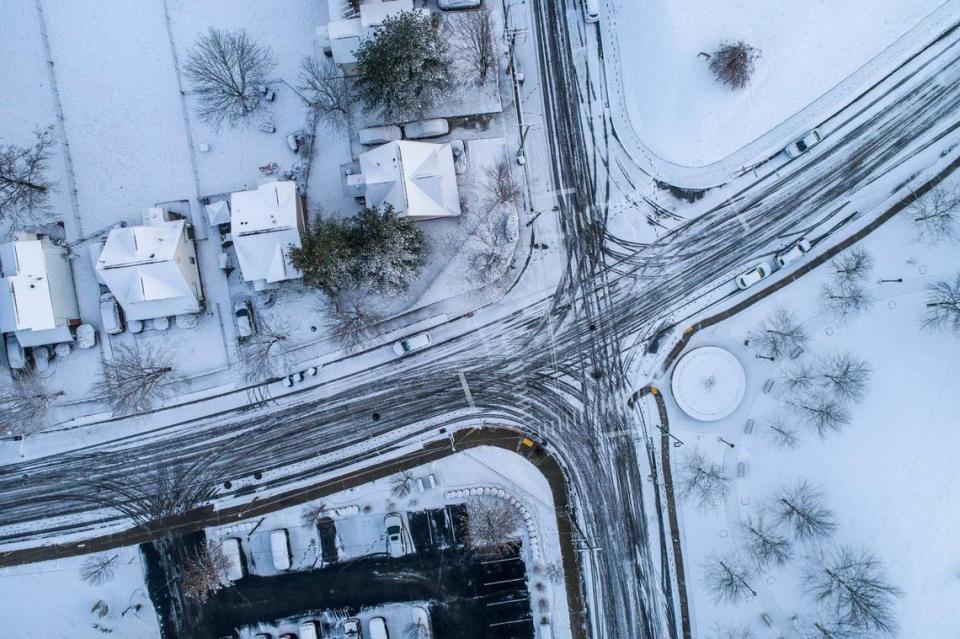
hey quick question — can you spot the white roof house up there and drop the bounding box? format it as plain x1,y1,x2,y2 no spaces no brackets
230,181,305,290
95,212,203,322
0,233,80,347
356,140,462,219
322,0,425,71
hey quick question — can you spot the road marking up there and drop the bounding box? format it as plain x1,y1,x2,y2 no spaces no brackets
458,371,474,407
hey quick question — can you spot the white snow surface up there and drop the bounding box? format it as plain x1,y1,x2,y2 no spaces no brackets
613,0,945,166
658,204,960,636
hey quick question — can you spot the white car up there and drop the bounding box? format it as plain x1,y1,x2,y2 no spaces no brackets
384,513,407,557
438,0,482,9
393,332,431,356
234,300,255,340
735,262,772,290
403,118,449,140
584,0,600,22
99,292,124,335
784,129,821,158
775,238,812,268
359,125,403,145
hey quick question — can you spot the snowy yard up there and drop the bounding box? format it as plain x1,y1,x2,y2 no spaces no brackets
657,199,960,636
612,0,946,166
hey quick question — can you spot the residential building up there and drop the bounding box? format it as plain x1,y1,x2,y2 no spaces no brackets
353,140,462,219
230,181,306,290
321,0,426,72
0,232,80,347
94,208,203,322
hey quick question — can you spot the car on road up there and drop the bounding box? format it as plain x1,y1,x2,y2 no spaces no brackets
235,300,255,340
384,512,407,557
393,332,431,356
783,129,821,158
735,262,772,290
343,619,362,638
584,0,600,22
775,237,812,268
100,292,124,335
410,606,432,639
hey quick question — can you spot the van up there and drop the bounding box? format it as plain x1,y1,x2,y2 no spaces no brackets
368,617,389,639
270,529,292,570
299,622,320,639
584,0,600,23
221,538,245,580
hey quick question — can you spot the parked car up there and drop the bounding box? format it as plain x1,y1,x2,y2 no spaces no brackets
784,129,821,158
410,606,432,639
368,617,389,639
270,529,292,570
299,621,321,639
100,292,124,335
359,125,403,145
403,118,449,140
735,262,772,290
254,634,272,639
393,332,431,356
583,0,600,22
775,237,812,268
343,619,362,638
438,0,482,9
384,512,407,557
279,634,297,639
4,334,27,372
221,538,245,581
234,300,255,340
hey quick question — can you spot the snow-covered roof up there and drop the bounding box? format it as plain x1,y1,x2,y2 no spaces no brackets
360,0,413,28
230,181,304,287
205,200,230,227
359,141,462,219
327,1,421,66
96,219,201,321
671,346,746,422
0,239,59,334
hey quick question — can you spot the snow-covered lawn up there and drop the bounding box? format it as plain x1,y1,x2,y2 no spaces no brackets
612,0,945,166
658,201,960,636
0,545,161,638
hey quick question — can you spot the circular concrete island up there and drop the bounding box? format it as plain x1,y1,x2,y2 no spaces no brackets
671,346,746,422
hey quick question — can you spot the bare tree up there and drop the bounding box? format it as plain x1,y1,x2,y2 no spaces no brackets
709,41,760,89
922,273,960,335
908,183,960,244
179,540,234,603
238,314,294,380
483,160,523,211
449,9,497,84
831,248,873,284
740,513,792,570
324,295,385,353
806,618,865,639
0,127,55,223
803,546,901,635
780,361,816,395
300,501,327,527
752,307,808,359
0,375,64,436
788,395,850,438
80,553,120,586
83,454,224,532
816,352,870,402
465,159,522,282
819,281,873,323
94,344,178,415
764,415,800,449
678,449,730,510
390,470,415,499
708,622,756,639
404,619,431,639
701,553,756,604
465,497,522,556
298,55,353,130
183,28,275,128
772,480,837,541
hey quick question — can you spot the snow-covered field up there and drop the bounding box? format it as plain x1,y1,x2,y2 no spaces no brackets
657,198,960,636
611,0,946,166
